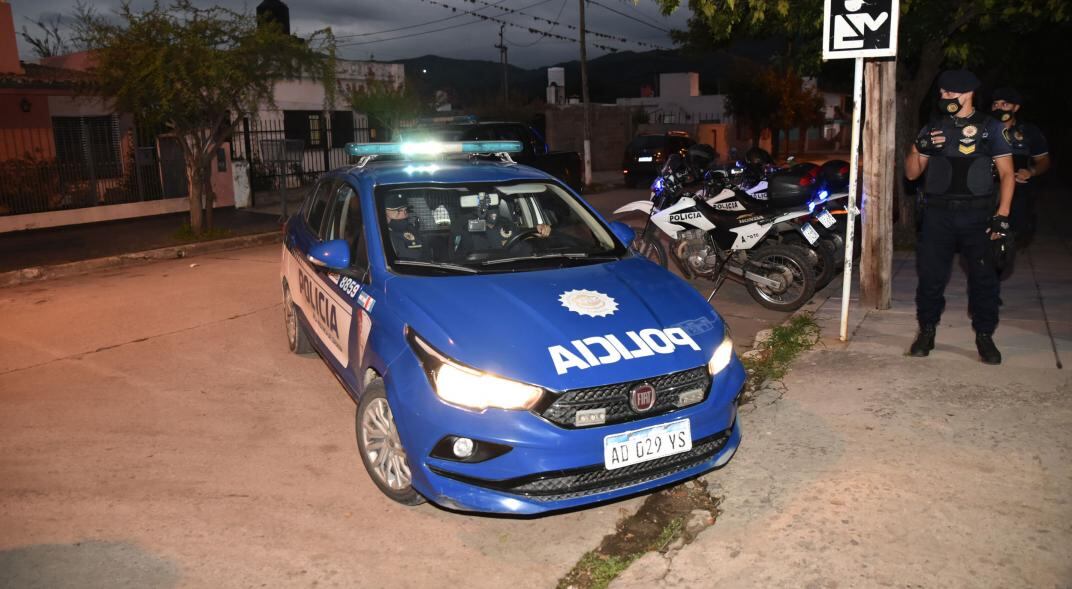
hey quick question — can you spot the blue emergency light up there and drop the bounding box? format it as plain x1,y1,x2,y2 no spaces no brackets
346,140,523,158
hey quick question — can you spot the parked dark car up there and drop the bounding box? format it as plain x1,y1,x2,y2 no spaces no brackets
622,132,694,188
405,121,583,191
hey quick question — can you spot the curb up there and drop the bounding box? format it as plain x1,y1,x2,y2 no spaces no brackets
0,231,282,289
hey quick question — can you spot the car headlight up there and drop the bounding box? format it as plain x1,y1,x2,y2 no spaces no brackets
707,333,735,376
407,329,544,412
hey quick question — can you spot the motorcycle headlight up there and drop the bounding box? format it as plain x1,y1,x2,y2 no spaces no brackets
707,333,735,376
407,329,544,412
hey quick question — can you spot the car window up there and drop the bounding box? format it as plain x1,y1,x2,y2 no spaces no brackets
321,182,357,241
628,136,665,150
304,179,335,234
494,125,525,142
376,181,627,275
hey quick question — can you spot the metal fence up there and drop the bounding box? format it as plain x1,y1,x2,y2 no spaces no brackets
229,115,370,198
0,117,184,217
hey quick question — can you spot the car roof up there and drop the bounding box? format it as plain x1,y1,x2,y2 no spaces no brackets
341,159,553,187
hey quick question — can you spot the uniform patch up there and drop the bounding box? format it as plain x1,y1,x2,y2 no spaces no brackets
958,143,976,155
560,289,618,318
403,232,415,241
962,125,977,138
1014,131,1024,141
945,102,960,113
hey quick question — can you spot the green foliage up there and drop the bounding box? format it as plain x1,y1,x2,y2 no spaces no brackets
662,0,1068,74
347,78,423,141
724,64,823,149
739,313,821,395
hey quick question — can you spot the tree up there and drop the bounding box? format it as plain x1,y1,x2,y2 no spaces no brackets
76,1,334,233
347,78,423,142
21,16,75,58
661,0,1069,239
723,64,824,159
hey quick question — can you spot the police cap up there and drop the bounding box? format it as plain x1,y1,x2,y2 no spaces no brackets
991,86,1023,105
384,193,408,210
937,69,981,93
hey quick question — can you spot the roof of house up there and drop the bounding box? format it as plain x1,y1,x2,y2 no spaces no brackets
0,62,93,89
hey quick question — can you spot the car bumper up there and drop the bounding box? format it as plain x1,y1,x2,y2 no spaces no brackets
387,354,746,515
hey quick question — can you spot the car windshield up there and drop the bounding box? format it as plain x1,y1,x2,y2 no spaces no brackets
377,181,627,275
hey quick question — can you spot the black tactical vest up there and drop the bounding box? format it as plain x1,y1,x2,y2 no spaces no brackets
923,111,996,199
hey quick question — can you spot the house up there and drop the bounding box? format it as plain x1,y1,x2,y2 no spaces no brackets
0,1,237,233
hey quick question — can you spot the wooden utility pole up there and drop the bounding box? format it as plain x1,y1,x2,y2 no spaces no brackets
860,58,897,309
495,24,508,106
578,0,592,186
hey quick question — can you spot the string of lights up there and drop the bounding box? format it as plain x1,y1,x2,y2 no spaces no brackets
449,0,671,49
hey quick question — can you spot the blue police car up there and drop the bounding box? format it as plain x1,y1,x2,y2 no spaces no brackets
280,140,744,514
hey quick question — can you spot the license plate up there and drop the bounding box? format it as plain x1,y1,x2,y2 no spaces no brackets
816,209,836,228
603,419,692,471
800,222,820,244
637,156,653,162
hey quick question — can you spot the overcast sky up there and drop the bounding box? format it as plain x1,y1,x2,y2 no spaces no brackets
9,0,692,68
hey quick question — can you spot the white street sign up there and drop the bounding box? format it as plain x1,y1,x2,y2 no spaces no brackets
823,0,899,60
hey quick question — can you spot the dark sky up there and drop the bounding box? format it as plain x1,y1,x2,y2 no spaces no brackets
10,0,691,68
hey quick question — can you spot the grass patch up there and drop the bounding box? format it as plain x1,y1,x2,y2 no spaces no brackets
739,313,821,398
174,224,234,243
557,481,720,589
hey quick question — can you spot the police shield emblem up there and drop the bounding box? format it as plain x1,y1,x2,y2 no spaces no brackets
962,125,978,138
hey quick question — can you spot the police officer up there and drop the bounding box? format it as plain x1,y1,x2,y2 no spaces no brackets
904,69,1016,365
383,193,429,261
990,87,1051,244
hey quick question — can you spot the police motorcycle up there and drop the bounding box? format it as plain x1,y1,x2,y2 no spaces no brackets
613,150,822,312
712,152,852,290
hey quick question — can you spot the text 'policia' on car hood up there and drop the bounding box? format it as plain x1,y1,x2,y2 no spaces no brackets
384,256,727,391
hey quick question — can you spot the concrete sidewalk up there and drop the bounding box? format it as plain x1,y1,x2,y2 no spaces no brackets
612,237,1072,588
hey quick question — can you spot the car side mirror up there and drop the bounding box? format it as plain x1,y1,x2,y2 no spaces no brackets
609,221,635,246
307,239,351,270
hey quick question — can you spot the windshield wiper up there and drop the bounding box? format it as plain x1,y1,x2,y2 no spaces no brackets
392,260,478,274
480,252,616,266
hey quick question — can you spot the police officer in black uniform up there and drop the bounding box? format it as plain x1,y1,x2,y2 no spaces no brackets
383,193,430,261
990,87,1051,244
905,69,1016,365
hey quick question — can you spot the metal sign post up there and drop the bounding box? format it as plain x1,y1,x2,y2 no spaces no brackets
822,0,899,341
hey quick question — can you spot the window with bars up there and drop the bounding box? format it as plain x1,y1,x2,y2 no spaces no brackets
51,116,123,180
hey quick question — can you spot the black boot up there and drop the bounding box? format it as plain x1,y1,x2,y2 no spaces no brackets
909,325,936,357
976,333,1002,365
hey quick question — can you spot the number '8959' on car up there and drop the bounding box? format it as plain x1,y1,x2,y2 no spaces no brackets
280,140,745,514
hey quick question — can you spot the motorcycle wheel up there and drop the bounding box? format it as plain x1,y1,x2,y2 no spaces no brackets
783,233,837,291
632,229,667,268
745,244,817,312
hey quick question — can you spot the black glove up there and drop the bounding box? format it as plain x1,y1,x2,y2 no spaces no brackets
915,129,943,156
988,215,1010,236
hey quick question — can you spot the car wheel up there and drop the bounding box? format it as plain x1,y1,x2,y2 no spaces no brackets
356,382,425,506
283,285,313,354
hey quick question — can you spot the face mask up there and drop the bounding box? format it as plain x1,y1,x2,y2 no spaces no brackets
938,97,962,116
991,108,1013,123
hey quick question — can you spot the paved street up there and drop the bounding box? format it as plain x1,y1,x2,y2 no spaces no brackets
0,234,791,588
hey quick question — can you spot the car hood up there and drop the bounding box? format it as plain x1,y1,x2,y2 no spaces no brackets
386,257,726,390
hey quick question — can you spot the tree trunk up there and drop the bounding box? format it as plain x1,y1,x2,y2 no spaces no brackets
186,162,204,234
861,58,897,310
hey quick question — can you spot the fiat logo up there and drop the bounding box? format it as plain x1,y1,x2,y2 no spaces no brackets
630,384,656,413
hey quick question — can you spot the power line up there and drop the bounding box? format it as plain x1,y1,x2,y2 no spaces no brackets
422,0,670,50
332,0,511,40
505,0,568,47
586,0,670,33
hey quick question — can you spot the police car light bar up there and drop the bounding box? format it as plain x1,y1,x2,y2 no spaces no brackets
346,141,523,157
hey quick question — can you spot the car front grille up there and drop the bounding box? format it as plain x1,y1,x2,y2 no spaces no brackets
428,426,733,503
536,366,710,428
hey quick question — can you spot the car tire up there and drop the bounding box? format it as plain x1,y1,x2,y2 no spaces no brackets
356,382,425,506
283,285,313,355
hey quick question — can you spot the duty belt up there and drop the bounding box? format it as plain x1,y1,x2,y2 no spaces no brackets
923,196,994,210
